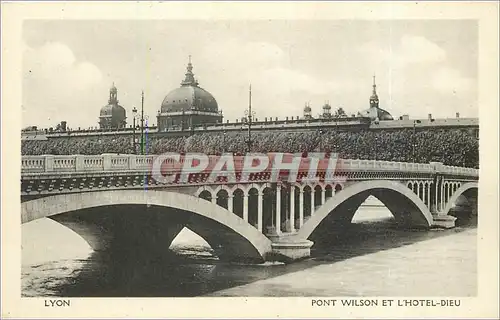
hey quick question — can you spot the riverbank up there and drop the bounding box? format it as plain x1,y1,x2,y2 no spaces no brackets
207,228,477,297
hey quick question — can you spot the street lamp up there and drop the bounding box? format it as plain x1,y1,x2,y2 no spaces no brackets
222,130,227,153
412,119,422,163
142,114,150,155
131,91,148,155
244,84,256,153
318,129,324,152
132,107,138,154
413,143,418,163
139,91,145,155
374,136,378,160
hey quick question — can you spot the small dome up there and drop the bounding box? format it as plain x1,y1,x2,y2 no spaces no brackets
358,106,393,121
99,83,126,129
100,103,126,117
358,75,393,121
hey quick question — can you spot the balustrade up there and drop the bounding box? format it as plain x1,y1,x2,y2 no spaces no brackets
53,156,77,172
21,154,479,180
21,156,46,173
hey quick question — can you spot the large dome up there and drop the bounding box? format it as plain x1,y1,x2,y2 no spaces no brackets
161,85,218,113
160,57,219,114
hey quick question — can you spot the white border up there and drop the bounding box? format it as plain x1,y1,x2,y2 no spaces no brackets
2,2,499,318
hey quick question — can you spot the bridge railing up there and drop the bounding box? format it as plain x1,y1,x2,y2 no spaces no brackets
337,159,434,173
442,165,478,176
21,154,158,173
21,154,479,177
21,156,46,173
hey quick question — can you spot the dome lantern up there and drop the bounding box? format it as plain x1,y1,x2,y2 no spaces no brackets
181,55,199,87
370,75,379,109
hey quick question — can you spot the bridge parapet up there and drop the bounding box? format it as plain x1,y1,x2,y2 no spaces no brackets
21,154,478,200
22,154,479,177
21,154,155,173
338,159,433,173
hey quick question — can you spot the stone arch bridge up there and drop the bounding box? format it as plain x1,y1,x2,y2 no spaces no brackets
21,154,479,262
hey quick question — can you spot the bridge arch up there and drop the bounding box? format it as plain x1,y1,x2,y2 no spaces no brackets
215,188,230,209
195,186,214,198
334,183,343,193
229,184,250,196
296,180,434,240
443,182,478,216
22,190,272,263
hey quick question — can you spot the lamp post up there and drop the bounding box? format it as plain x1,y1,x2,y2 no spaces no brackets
132,107,138,154
244,84,256,153
142,114,149,155
412,120,421,163
318,129,324,151
132,91,148,155
222,130,227,153
140,91,145,155
374,136,378,160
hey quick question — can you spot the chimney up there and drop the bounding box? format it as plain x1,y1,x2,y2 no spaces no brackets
456,112,460,118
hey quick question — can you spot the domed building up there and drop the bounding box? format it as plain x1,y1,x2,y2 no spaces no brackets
321,101,332,119
303,102,313,120
99,83,127,129
157,57,223,131
357,76,393,121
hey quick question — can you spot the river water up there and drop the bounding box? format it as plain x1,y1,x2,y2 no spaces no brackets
21,197,477,297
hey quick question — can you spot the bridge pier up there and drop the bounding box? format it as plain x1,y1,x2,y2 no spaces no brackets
431,214,457,229
266,232,314,262
270,240,314,262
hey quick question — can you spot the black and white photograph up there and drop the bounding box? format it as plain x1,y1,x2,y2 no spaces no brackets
2,1,499,319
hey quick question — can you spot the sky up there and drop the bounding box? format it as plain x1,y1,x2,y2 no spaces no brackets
21,20,478,129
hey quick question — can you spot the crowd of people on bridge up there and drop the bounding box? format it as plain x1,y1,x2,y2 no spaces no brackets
21,128,479,168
